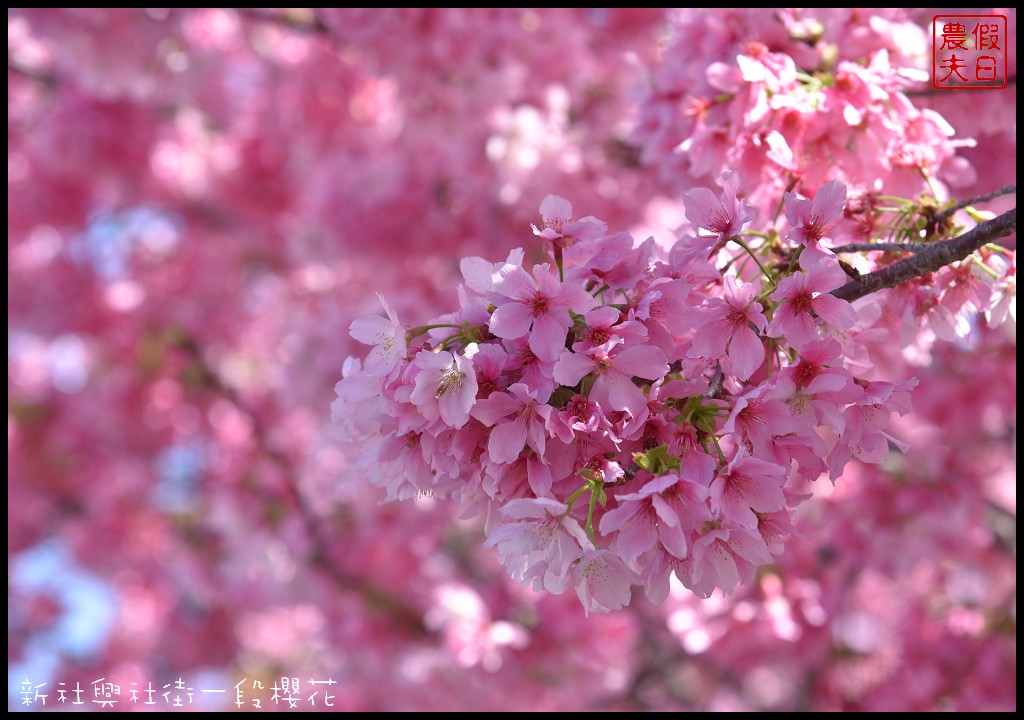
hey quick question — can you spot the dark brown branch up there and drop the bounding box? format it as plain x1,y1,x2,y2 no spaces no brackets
934,184,1016,225
831,207,1016,302
831,242,922,254
702,363,724,399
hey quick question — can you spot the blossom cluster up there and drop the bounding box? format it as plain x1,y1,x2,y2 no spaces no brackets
333,177,953,613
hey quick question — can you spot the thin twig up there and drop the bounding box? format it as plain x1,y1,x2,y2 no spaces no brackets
176,333,429,635
933,184,1016,224
703,363,724,399
831,207,1016,303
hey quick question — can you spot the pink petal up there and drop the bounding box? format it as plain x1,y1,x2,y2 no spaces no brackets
738,476,785,516
555,282,597,315
488,416,529,464
499,497,567,520
770,306,817,348
683,187,724,232
812,294,858,330
599,502,638,535
438,391,471,428
489,301,534,339
811,180,847,226
784,192,812,227
585,306,620,328
657,520,690,559
612,344,668,380
769,272,805,302
539,194,573,225
349,314,393,345
597,370,647,416
690,317,731,358
527,457,553,497
460,256,496,294
701,537,739,593
526,414,548,458
613,508,658,562
471,391,520,426
726,526,774,566
529,312,568,363
491,263,535,299
727,327,765,381
805,372,848,394
806,261,849,292
553,350,596,387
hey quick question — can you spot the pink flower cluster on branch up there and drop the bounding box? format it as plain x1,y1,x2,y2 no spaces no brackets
335,176,1014,614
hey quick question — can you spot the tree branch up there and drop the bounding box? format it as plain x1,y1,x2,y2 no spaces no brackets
175,332,429,636
933,184,1016,225
831,242,922,254
831,207,1016,302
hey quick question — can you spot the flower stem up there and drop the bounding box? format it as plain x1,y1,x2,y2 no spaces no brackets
564,484,589,512
731,236,773,283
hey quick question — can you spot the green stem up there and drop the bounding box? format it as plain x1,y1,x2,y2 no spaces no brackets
783,245,804,278
709,433,727,464
967,256,1001,280
408,323,464,340
731,236,773,282
563,484,589,513
585,491,599,543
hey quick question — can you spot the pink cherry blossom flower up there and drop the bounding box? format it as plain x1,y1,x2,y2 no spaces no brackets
767,262,858,349
572,306,647,353
547,394,615,445
569,549,637,615
599,473,710,562
984,253,1015,327
689,275,767,381
827,378,916,481
566,231,650,291
408,346,480,429
784,179,847,264
489,263,595,363
685,523,773,598
483,497,591,594
531,194,606,250
709,450,787,528
769,344,862,439
553,342,668,418
471,382,553,466
501,336,557,399
683,170,755,244
665,423,718,486
722,387,794,460
630,277,694,344
348,292,406,377
736,41,797,93
469,343,509,399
